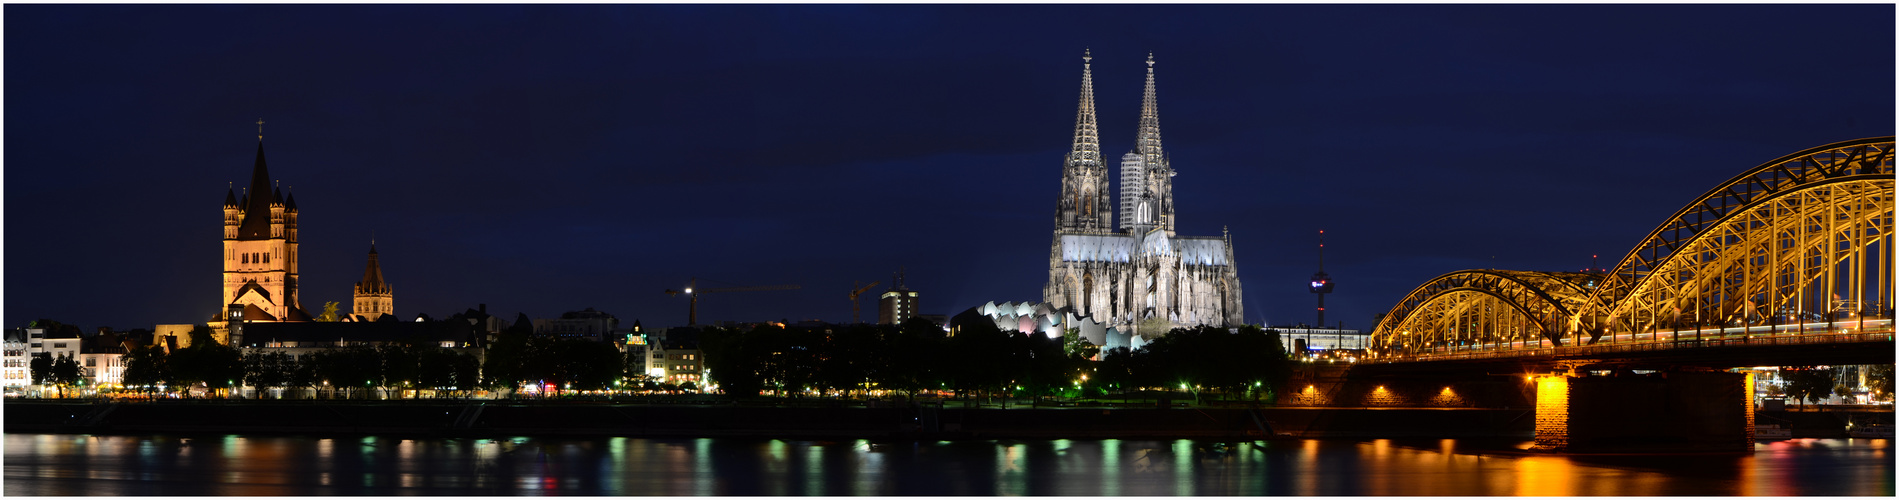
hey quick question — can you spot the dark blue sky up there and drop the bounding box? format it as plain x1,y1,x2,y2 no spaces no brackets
6,5,1893,332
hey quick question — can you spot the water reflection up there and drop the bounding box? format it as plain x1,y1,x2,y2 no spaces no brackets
5,434,1894,496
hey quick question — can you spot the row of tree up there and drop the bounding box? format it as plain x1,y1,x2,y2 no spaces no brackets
696,317,1291,401
27,353,83,396
116,326,482,398
1778,364,1894,405
480,330,633,392
113,326,662,398
80,317,1293,401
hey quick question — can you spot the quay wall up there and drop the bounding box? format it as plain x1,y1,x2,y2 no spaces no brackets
5,401,1533,440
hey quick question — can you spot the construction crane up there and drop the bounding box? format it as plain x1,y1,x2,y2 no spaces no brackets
848,280,880,324
664,277,800,326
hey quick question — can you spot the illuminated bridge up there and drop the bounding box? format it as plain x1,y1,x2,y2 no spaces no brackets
1367,137,1894,368
1341,137,1894,452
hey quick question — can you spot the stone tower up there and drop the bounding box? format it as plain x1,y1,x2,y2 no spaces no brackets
352,243,393,322
1045,52,1242,331
1053,49,1114,235
1121,52,1175,237
222,138,307,322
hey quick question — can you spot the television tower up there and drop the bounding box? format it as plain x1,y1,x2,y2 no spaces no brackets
1309,230,1335,326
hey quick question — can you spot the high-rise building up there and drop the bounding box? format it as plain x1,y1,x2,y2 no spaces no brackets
1045,52,1244,332
532,307,619,343
878,270,919,325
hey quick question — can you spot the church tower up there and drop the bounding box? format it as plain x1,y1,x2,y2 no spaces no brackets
1053,49,1113,234
352,243,393,322
222,131,307,322
1120,53,1175,236
1047,52,1242,331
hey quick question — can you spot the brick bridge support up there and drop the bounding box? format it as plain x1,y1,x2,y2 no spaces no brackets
1532,370,1753,452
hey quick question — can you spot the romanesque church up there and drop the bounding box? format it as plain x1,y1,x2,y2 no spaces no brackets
212,135,393,333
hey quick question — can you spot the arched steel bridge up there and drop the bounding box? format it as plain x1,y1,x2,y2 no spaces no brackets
1370,137,1895,362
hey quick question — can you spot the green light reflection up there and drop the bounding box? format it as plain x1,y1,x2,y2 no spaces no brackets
1174,439,1193,496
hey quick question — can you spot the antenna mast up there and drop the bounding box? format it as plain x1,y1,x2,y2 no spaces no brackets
1309,230,1335,327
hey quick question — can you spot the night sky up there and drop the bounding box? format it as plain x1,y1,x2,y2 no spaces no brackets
6,5,1893,333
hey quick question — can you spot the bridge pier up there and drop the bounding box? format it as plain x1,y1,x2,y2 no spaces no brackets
1532,370,1753,452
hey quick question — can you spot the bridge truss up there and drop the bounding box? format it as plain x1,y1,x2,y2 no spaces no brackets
1372,138,1895,359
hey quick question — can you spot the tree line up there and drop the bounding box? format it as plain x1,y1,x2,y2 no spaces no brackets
696,317,1291,402
109,325,651,398
118,326,487,399
74,317,1295,401
1778,364,1894,405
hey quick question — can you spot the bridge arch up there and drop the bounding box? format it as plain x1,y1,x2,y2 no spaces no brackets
1371,270,1595,356
1371,137,1894,359
1585,138,1894,338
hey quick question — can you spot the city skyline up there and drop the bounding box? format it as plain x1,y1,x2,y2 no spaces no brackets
6,4,1894,332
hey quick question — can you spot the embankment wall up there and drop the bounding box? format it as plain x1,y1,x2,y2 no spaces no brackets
5,401,1533,440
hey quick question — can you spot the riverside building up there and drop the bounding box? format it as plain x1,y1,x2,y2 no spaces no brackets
1044,51,1243,334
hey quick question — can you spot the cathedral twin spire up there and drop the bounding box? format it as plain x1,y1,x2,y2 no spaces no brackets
1068,50,1102,167
1059,50,1173,236
1056,49,1112,234
1135,53,1164,158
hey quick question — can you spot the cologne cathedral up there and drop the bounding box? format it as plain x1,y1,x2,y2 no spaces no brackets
1043,52,1243,332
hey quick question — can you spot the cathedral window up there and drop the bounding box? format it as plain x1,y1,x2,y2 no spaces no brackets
242,253,249,264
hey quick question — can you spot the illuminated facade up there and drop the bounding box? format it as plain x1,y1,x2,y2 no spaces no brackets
219,138,310,323
351,244,393,322
1044,52,1243,332
878,271,919,325
2,330,29,389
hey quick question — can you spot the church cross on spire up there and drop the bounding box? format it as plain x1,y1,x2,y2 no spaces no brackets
256,118,265,141
1055,48,1113,234
1136,52,1163,157
1068,49,1101,165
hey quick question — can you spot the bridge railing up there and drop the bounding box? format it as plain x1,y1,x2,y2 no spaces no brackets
1367,328,1894,364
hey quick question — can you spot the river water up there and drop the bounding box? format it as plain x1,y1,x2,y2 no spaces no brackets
4,433,1892,495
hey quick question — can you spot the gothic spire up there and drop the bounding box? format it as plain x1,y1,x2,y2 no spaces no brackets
1135,52,1163,157
359,242,388,293
236,139,276,239
1068,49,1101,165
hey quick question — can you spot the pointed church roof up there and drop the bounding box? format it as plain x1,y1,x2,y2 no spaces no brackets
1135,52,1164,157
1067,49,1101,166
358,243,388,291
285,190,297,211
236,141,276,239
240,303,279,322
224,187,238,208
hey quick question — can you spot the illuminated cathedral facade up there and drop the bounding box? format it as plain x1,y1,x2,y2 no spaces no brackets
1044,52,1244,332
